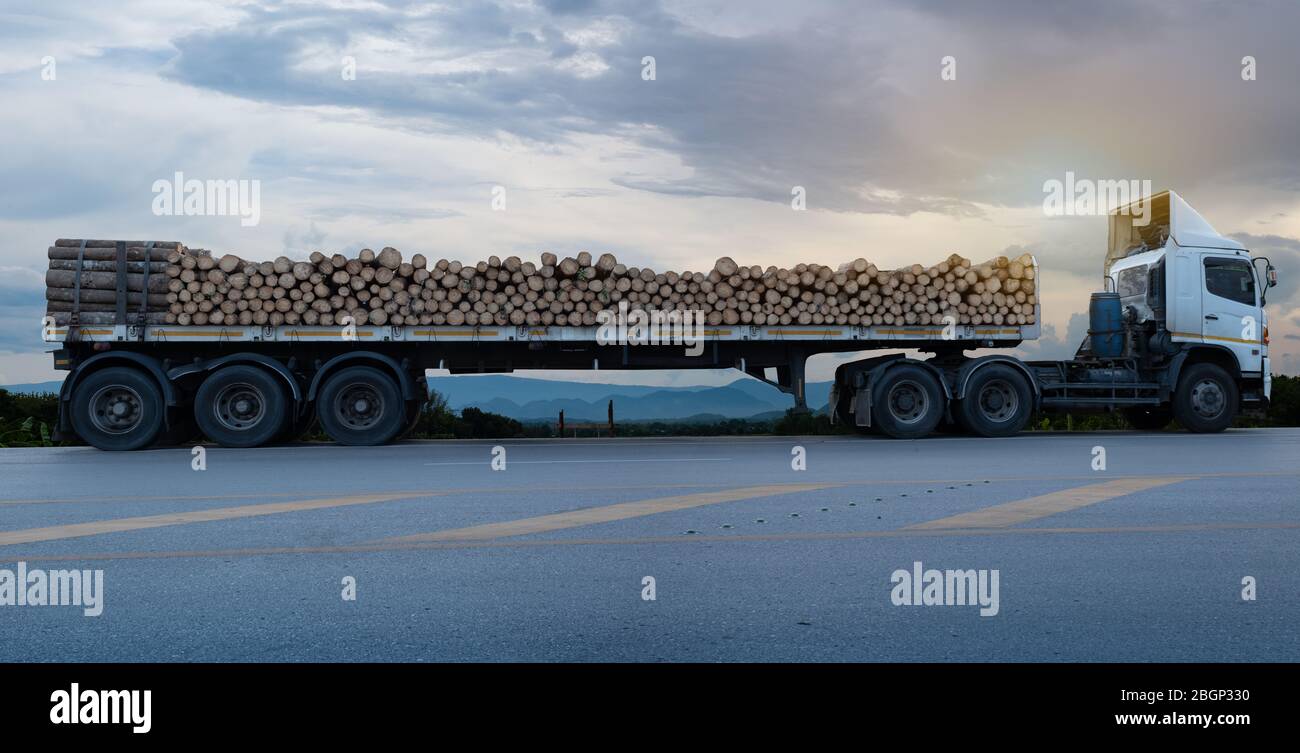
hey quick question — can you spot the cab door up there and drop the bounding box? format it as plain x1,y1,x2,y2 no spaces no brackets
1200,254,1262,372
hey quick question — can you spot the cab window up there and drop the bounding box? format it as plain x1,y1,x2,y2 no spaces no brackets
1203,257,1255,306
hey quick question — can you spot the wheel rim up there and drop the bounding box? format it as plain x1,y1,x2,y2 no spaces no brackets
89,385,144,435
1189,378,1226,419
213,382,267,432
886,379,929,425
977,379,1019,423
334,382,385,430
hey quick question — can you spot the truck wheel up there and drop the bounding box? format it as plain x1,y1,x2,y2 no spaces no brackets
871,365,944,439
194,365,289,448
1172,363,1237,433
1123,406,1172,431
70,366,165,451
957,364,1032,438
317,366,405,446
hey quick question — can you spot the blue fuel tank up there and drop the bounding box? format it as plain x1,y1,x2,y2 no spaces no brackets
1088,292,1124,358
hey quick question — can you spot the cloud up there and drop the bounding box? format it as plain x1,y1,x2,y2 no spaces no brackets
1014,311,1088,361
0,267,48,355
2,0,1299,384
144,0,1300,218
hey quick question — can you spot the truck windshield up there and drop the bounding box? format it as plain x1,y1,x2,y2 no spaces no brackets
1116,265,1148,297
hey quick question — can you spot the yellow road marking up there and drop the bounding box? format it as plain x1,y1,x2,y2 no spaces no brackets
906,476,1190,530
0,482,828,507
0,492,424,547
5,520,1296,565
379,483,836,543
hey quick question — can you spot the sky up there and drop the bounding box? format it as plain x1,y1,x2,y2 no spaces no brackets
1,0,1299,387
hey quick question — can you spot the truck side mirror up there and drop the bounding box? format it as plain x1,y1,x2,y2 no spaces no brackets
1252,256,1276,304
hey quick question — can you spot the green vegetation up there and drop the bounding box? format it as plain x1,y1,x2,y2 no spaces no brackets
410,391,551,439
0,389,59,447
597,417,775,437
772,409,850,436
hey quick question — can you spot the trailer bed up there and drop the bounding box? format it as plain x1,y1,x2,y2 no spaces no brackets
44,321,1038,346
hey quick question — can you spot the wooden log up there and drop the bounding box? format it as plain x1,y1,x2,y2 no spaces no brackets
54,239,181,249
48,246,176,262
48,312,169,325
377,247,402,270
46,288,169,306
45,269,169,293
48,260,168,273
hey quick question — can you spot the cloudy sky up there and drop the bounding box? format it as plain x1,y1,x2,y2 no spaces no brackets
2,0,1298,386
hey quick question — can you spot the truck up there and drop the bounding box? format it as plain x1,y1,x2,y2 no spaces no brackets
42,191,1278,450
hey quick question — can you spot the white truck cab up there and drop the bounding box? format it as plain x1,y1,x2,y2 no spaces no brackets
1106,191,1275,400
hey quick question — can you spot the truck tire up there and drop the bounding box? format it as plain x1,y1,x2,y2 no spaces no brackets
1123,406,1172,431
69,366,165,451
871,365,944,439
1172,363,1238,433
194,365,289,448
316,366,405,446
956,364,1032,438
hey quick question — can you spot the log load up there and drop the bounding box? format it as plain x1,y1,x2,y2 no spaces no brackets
43,239,1038,328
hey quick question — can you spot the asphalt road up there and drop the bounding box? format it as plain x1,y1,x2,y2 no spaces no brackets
0,429,1296,662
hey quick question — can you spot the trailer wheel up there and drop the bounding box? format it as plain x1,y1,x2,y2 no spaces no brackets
70,366,165,451
871,365,944,439
193,366,289,448
956,364,1032,438
317,366,405,446
1123,406,1172,431
1172,363,1237,433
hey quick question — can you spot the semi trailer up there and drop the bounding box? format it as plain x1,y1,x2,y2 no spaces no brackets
42,191,1277,450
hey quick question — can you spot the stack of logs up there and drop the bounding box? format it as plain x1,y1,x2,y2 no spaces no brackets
45,239,1038,328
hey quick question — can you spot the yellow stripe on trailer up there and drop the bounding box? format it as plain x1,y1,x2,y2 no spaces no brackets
47,329,113,336
152,330,243,337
